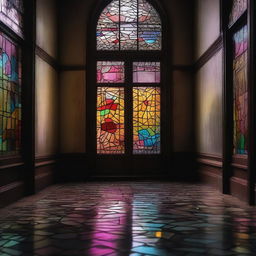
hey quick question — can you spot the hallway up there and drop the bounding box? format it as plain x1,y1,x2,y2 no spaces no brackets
0,182,256,256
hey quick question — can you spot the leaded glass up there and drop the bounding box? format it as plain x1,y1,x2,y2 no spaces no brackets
133,87,160,154
0,33,21,155
120,23,137,50
98,0,119,23
97,87,125,154
139,0,160,24
97,0,119,50
97,0,161,51
120,0,137,22
229,0,247,26
138,25,161,50
97,23,119,51
97,61,125,83
0,0,23,36
233,25,248,155
133,62,160,83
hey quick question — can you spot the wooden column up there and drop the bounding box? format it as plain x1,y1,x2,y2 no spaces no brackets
22,0,36,195
247,0,256,205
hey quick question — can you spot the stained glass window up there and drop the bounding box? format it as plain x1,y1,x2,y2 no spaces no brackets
133,62,160,83
0,0,23,37
133,87,160,154
0,32,21,155
97,87,125,154
229,0,247,26
97,61,125,83
96,0,162,155
97,0,161,51
233,25,248,155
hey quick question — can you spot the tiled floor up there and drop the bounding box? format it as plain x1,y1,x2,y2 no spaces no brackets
0,182,256,255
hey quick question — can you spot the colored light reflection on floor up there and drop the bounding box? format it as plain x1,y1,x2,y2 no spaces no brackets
0,182,256,255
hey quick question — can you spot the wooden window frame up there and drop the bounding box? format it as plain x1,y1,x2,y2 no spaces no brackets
222,0,256,204
0,0,36,195
86,0,171,171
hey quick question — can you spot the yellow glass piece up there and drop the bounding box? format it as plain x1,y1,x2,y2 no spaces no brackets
133,87,160,154
155,231,162,238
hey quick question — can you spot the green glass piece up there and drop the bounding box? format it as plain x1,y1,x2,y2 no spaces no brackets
100,109,110,116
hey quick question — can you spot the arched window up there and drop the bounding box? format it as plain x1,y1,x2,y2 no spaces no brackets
94,0,163,155
0,0,23,156
96,0,161,51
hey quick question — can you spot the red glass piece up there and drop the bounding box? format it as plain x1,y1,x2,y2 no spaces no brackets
143,100,149,106
97,103,118,111
101,121,117,133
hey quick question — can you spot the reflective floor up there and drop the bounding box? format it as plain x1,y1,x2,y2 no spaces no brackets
0,182,256,255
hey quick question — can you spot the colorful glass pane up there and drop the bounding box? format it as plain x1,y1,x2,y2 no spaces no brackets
97,23,119,51
0,0,23,36
133,62,160,83
97,61,125,83
97,87,125,154
229,0,247,26
120,23,137,50
97,0,161,51
98,0,119,23
133,87,160,154
139,0,160,24
0,33,21,155
233,25,248,155
97,0,119,50
120,0,137,22
138,25,161,50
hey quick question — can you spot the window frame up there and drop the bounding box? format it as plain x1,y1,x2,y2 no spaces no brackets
222,0,256,204
86,0,171,164
0,0,36,194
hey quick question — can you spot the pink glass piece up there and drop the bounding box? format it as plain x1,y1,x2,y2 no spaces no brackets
133,62,160,83
97,61,125,83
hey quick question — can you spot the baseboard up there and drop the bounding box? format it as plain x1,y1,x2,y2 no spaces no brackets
35,155,57,192
197,153,223,191
230,176,248,202
0,181,24,208
57,152,197,182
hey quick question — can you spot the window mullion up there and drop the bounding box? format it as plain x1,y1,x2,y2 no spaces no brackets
125,60,133,155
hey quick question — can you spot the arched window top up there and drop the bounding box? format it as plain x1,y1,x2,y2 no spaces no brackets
97,0,162,51
229,0,247,26
0,0,23,37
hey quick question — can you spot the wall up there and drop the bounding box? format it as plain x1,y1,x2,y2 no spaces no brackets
35,0,59,190
59,0,87,154
194,0,222,156
194,0,224,193
196,50,223,155
194,0,220,60
165,0,194,152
